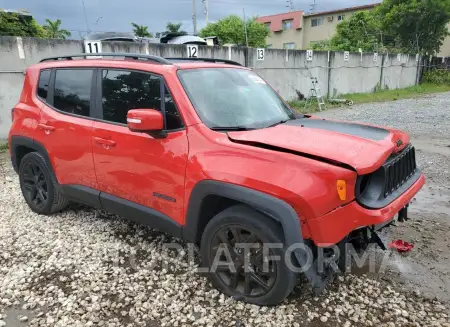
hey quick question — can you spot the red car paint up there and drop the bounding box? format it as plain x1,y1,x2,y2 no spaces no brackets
9,58,425,246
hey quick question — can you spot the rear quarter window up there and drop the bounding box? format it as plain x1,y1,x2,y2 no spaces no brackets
37,69,51,101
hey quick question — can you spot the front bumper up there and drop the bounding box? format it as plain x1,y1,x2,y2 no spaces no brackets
308,173,425,246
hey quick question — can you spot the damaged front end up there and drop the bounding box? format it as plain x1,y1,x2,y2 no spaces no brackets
307,204,411,295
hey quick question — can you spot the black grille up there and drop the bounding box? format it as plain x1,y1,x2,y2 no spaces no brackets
383,146,417,197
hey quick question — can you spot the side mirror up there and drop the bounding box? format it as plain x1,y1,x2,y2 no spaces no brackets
127,109,164,134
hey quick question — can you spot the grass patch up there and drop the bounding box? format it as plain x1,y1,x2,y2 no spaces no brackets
288,83,450,113
0,142,8,153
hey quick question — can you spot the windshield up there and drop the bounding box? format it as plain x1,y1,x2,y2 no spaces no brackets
178,68,295,129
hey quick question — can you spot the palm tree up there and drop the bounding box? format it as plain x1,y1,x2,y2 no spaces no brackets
42,19,71,39
166,22,187,35
131,23,153,37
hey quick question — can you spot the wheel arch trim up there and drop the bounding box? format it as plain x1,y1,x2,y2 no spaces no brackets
183,180,303,247
9,135,58,184
182,180,325,291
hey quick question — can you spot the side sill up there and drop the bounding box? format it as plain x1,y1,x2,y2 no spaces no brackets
100,192,182,239
60,185,102,209
60,184,182,239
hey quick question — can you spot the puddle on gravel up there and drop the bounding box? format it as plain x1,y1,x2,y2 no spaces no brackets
2,306,36,327
412,186,450,216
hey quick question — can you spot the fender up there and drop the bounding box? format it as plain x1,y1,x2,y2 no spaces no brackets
9,135,58,185
182,180,325,292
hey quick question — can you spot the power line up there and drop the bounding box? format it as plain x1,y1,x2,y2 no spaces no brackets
80,0,90,33
168,0,287,7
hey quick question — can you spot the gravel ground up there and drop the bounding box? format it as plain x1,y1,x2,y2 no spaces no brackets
1,92,450,327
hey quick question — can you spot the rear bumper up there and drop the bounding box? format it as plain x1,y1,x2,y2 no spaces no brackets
308,173,425,246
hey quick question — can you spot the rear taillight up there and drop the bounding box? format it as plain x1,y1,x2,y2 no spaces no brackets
11,108,14,122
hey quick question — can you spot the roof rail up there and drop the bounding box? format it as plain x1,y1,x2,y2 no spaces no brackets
166,57,243,66
39,53,173,65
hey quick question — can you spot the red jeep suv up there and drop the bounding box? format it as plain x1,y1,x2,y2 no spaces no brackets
8,53,425,305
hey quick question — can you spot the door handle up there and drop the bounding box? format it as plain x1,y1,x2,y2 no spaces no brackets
94,137,116,148
38,123,55,134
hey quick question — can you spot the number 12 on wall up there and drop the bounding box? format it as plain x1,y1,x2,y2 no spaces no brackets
187,45,199,58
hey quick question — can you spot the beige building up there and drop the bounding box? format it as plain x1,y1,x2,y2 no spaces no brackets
257,4,378,50
302,5,377,49
258,4,450,56
438,23,450,57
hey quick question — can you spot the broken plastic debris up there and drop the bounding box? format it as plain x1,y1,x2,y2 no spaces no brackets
389,240,414,252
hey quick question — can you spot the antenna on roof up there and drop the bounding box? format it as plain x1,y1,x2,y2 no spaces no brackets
286,0,295,11
310,0,317,13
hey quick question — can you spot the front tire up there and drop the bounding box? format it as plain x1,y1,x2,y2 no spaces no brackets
200,205,297,306
19,152,69,215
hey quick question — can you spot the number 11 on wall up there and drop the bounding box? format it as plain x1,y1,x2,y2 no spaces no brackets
84,40,102,58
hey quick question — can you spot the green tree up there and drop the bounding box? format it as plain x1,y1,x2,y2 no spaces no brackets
42,19,71,39
200,15,269,47
378,0,450,54
312,11,381,52
314,0,450,55
0,10,45,37
131,23,153,37
166,22,187,35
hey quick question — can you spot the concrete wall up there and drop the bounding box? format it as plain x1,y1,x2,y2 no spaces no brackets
328,52,381,96
0,36,420,139
251,49,329,100
382,54,419,90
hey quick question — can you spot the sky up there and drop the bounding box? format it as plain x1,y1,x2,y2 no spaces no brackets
0,0,377,38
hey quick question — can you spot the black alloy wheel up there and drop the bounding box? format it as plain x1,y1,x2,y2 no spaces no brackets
210,225,277,298
19,152,69,215
201,205,297,306
21,161,49,210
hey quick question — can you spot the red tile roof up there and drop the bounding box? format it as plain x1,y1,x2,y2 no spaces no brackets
256,11,303,32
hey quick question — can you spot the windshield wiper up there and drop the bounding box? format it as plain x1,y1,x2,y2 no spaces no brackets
210,126,256,131
266,119,291,128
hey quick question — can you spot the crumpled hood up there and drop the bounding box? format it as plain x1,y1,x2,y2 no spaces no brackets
228,118,410,175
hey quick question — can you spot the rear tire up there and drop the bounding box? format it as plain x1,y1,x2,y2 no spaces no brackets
19,152,69,215
200,205,297,306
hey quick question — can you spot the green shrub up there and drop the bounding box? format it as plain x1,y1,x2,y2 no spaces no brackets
423,70,450,85
0,143,8,152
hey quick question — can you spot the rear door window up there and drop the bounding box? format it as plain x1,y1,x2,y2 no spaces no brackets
53,69,93,117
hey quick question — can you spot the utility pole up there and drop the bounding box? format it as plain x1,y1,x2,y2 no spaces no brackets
286,0,295,11
192,0,198,35
203,0,209,25
310,0,317,13
243,8,249,47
